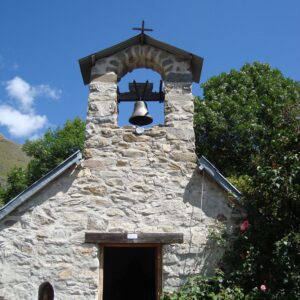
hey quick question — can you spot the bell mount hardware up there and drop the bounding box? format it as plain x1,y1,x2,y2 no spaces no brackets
117,80,164,103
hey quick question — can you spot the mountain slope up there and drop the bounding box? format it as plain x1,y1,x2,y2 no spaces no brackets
0,134,30,187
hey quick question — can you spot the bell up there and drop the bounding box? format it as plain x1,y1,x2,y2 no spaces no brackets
129,100,153,126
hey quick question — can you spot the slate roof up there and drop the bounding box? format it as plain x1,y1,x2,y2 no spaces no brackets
198,156,242,199
79,33,204,85
0,150,82,221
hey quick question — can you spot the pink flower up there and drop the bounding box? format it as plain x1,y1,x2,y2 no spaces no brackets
240,220,250,231
260,284,267,292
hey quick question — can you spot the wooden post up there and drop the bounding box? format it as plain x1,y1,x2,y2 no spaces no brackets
98,246,104,300
155,245,163,300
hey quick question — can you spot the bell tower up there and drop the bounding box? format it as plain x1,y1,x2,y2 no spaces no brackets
80,25,203,155
79,25,205,296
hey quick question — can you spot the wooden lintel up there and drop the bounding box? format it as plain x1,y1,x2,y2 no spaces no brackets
85,232,183,244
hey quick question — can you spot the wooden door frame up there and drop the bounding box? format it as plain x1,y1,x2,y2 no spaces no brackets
85,232,183,300
99,243,162,300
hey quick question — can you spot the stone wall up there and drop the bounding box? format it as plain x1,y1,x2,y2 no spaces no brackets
0,44,241,299
0,168,100,299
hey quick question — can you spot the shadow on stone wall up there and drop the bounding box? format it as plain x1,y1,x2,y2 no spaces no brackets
181,168,232,277
183,168,224,219
190,239,226,277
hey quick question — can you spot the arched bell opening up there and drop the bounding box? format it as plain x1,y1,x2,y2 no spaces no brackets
117,68,165,128
38,282,54,300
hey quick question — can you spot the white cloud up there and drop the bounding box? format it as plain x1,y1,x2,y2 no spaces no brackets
34,84,61,100
0,76,62,139
5,76,61,112
5,77,33,112
0,105,47,138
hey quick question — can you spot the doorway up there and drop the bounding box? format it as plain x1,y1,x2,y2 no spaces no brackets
103,246,161,300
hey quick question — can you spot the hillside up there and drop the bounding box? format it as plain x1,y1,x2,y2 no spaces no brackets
0,134,30,187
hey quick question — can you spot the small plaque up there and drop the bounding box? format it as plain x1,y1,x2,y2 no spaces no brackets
127,233,138,239
135,127,144,135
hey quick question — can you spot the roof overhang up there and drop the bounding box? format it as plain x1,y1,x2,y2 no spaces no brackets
79,33,203,85
198,156,242,200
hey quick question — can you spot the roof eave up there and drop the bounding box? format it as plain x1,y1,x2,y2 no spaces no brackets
78,34,203,85
79,34,142,85
198,156,242,200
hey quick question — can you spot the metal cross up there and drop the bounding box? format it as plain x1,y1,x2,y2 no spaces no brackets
132,20,153,34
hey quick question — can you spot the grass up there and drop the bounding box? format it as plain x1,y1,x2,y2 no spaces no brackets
0,134,30,187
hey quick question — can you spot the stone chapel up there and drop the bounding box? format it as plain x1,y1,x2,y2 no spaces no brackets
0,29,241,300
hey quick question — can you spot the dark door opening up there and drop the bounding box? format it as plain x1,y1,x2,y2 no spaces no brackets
103,247,156,300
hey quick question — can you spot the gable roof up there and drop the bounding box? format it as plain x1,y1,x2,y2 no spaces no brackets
79,33,204,85
0,150,82,222
198,156,242,199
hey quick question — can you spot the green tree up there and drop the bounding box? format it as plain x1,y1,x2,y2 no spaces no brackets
0,117,85,204
23,117,85,184
194,62,300,177
1,167,27,203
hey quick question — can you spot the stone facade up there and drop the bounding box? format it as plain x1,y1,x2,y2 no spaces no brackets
0,44,240,300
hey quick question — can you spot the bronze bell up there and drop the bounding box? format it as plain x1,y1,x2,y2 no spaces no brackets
129,100,153,126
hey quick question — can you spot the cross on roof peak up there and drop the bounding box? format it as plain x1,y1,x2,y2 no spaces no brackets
132,20,153,35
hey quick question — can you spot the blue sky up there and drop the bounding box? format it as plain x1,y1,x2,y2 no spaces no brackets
0,0,299,143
